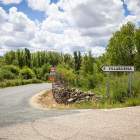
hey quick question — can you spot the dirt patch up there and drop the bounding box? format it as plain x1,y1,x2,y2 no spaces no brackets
29,89,69,110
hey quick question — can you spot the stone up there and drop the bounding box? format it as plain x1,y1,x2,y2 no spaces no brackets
87,91,91,95
52,83,102,105
78,100,85,103
89,93,95,96
67,98,74,103
85,96,90,99
74,94,77,97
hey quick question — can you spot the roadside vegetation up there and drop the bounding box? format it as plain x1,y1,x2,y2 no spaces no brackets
0,21,140,109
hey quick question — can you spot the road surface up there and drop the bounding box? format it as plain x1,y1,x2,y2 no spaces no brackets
0,83,140,140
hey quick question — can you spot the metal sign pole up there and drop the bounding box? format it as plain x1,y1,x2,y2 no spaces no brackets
129,72,132,98
107,72,109,99
101,65,135,100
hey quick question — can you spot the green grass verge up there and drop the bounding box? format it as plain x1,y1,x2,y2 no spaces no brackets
50,97,140,110
0,78,43,89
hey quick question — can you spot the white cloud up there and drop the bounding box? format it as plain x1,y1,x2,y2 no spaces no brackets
41,17,67,32
8,7,37,40
26,0,50,11
1,0,140,57
0,0,22,5
0,7,8,24
91,46,106,57
124,0,140,15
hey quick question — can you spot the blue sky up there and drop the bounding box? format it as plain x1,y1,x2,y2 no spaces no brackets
0,0,140,56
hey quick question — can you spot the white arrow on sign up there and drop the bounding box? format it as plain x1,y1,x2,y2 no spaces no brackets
100,66,135,72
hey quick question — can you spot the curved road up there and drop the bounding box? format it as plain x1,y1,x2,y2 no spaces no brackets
0,83,140,140
0,83,82,127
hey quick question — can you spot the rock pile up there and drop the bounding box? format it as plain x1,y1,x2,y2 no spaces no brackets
52,82,102,104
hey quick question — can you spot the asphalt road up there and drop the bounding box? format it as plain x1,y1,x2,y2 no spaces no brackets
0,83,140,140
0,83,82,128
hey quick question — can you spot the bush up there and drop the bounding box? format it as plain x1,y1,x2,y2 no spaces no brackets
6,81,12,87
86,73,104,89
0,70,15,79
38,63,52,78
0,83,6,88
15,80,20,86
39,63,51,77
31,79,42,83
24,80,31,85
19,67,35,79
0,75,3,82
32,67,38,76
21,80,25,85
42,73,50,81
1,65,19,75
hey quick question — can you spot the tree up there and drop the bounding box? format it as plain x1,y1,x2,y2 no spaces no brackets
4,50,15,65
74,51,82,71
25,48,31,67
134,27,140,70
81,51,95,76
106,21,135,66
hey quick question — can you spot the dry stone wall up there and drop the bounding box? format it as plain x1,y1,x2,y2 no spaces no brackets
52,82,102,104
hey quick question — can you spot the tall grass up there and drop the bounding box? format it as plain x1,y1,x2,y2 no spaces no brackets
0,79,43,89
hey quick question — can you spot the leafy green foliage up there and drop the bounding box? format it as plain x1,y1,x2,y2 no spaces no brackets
37,63,52,79
0,70,15,79
0,79,43,88
19,67,35,79
1,65,20,75
81,51,96,76
42,73,50,81
106,21,136,66
74,51,82,71
0,75,3,82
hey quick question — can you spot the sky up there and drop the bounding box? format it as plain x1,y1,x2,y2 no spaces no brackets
0,0,140,57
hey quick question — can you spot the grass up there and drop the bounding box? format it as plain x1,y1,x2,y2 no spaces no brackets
50,97,140,110
42,90,50,97
0,78,43,89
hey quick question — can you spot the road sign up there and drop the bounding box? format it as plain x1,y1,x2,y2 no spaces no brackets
100,66,135,72
100,65,135,99
50,67,55,72
50,72,55,78
49,74,54,81
49,74,55,83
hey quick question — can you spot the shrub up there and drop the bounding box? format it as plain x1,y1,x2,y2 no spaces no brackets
19,67,35,79
21,80,25,85
38,63,52,78
0,70,15,79
31,79,42,83
42,73,50,81
15,80,20,86
0,83,6,88
32,67,38,76
87,73,104,89
24,80,31,85
0,75,3,82
6,81,12,87
1,65,19,75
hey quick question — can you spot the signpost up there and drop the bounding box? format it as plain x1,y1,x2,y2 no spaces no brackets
49,67,55,83
100,66,135,99
50,67,55,72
